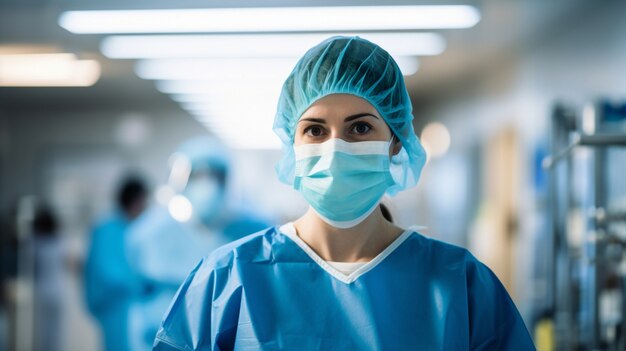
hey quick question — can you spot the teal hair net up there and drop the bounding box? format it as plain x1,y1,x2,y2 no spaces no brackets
273,36,427,195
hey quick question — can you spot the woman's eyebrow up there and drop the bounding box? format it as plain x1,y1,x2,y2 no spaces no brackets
344,113,379,122
298,113,379,124
298,117,326,124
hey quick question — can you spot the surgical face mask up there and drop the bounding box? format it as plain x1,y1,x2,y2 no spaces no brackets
183,178,223,224
294,138,395,228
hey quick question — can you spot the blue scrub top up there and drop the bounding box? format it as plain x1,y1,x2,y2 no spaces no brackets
85,212,140,351
153,225,535,350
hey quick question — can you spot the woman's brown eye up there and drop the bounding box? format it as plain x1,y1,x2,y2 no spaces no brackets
351,122,371,135
305,126,323,137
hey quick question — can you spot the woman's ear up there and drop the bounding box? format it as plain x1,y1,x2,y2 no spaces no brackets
392,139,402,156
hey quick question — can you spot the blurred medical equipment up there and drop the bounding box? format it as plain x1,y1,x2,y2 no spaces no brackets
544,100,626,350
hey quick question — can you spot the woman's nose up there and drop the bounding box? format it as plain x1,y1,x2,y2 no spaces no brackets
328,127,346,141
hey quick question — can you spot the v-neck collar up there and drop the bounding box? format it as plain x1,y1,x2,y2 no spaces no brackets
278,222,419,284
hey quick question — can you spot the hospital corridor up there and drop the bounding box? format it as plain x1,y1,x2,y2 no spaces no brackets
1,1,626,350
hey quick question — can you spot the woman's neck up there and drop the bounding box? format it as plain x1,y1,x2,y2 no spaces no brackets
293,206,404,262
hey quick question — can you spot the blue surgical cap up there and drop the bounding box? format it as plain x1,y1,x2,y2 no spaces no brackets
273,36,427,195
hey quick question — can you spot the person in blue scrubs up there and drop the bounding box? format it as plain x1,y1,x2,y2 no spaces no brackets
127,137,270,351
153,36,536,350
85,177,148,351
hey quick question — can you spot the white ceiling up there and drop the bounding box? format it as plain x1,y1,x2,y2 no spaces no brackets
0,0,593,113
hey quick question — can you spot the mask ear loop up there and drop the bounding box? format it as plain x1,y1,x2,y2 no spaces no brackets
388,134,399,156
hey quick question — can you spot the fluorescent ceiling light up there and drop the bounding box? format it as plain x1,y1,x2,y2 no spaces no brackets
202,129,281,150
101,32,445,59
165,79,283,149
0,53,100,87
60,6,480,34
135,58,296,81
171,94,217,103
0,45,62,55
394,57,420,76
193,112,281,149
155,79,285,95
135,58,294,80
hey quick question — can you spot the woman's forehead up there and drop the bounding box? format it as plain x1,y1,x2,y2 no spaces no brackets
300,94,380,119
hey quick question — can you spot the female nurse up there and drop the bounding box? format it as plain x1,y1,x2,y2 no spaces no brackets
152,36,536,350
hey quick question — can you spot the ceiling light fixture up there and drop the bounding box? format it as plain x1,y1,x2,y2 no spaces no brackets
101,32,445,59
60,5,480,34
0,53,100,87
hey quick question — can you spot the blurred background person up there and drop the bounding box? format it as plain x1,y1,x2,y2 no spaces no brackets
84,177,148,351
31,205,67,351
125,137,271,351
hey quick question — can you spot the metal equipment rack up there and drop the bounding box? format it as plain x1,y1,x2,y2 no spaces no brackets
545,101,626,350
